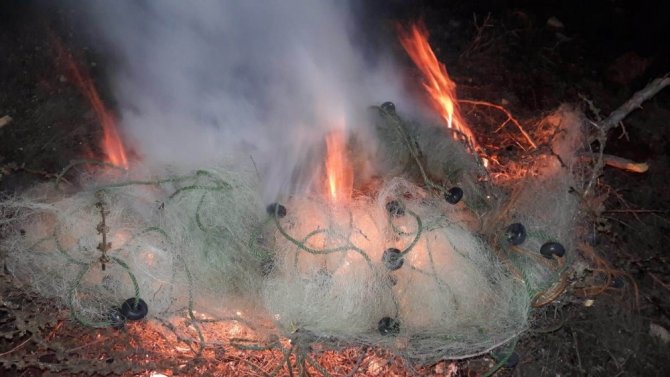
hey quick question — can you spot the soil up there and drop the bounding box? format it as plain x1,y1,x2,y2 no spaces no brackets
1,1,669,376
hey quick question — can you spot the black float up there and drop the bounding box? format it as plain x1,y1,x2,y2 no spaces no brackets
380,101,396,114
444,187,463,204
385,200,405,217
382,248,404,270
539,242,565,259
505,223,527,245
266,202,287,218
120,298,149,321
378,317,400,336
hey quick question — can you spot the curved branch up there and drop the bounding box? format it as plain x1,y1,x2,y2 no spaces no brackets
598,76,670,134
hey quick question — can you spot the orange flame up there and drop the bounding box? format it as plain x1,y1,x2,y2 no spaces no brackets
54,39,129,169
324,130,353,204
398,22,481,156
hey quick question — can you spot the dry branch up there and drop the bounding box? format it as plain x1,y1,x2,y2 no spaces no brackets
599,76,670,134
459,99,538,149
584,76,668,195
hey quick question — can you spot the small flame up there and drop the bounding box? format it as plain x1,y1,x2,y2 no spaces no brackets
54,38,129,169
324,129,353,204
398,22,481,155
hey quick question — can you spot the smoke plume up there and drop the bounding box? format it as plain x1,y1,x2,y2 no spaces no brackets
77,0,407,200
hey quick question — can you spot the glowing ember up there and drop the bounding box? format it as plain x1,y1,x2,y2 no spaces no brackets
398,23,482,156
54,39,129,169
324,130,353,204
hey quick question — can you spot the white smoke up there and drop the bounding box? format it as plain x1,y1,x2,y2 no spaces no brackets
77,0,408,200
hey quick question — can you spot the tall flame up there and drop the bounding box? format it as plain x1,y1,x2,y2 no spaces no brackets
398,23,482,157
324,130,353,204
54,38,129,169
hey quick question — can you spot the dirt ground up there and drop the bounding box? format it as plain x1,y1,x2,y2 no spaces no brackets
1,1,669,376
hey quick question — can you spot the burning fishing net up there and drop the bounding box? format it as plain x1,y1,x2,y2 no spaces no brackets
0,102,586,362
0,14,594,365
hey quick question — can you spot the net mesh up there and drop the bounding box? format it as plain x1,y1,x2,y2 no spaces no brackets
0,105,587,362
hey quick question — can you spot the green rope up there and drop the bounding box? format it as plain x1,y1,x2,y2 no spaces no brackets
67,257,141,328
138,226,171,241
116,226,172,257
96,175,191,189
229,338,279,351
195,193,208,232
269,200,424,272
94,169,232,201
249,217,273,260
399,210,423,256
388,205,416,236
168,183,229,200
292,228,354,270
111,257,141,300
273,215,373,268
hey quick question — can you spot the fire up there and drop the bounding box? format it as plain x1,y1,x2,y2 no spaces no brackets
324,130,353,204
398,22,482,156
54,38,129,169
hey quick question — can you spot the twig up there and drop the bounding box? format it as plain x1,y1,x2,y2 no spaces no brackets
285,345,295,377
604,209,668,214
598,76,670,135
617,121,630,141
46,320,64,341
459,99,538,149
604,348,622,372
64,337,109,353
0,335,32,357
578,93,603,122
306,355,333,377
571,329,585,375
225,354,272,377
583,120,606,197
460,13,496,60
345,347,368,377
649,272,670,293
0,162,61,181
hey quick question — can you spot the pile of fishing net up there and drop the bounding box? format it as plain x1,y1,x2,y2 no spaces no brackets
0,104,586,362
